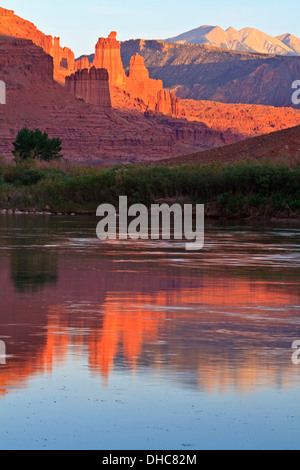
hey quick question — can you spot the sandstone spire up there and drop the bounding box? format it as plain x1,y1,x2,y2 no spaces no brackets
93,32,126,88
128,54,150,81
80,32,182,117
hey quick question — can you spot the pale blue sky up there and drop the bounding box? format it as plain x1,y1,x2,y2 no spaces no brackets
1,0,299,57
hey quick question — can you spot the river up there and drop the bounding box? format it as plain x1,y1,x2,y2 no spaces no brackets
0,215,299,450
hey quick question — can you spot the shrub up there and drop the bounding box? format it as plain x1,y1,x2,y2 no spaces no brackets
12,128,62,162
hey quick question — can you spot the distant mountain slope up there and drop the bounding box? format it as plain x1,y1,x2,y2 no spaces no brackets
277,34,300,55
165,26,300,56
121,40,300,107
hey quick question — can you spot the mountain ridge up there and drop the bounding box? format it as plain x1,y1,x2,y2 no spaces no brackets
166,25,300,56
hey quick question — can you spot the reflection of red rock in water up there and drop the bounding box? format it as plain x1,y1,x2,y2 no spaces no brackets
1,265,299,395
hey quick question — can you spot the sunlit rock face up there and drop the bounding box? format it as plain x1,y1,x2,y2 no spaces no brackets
93,32,126,88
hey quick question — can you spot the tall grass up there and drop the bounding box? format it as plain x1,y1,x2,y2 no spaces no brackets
0,157,299,215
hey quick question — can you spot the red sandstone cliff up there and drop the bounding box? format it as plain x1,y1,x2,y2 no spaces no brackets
93,32,126,88
0,37,242,165
0,6,75,83
65,67,112,112
1,12,300,165
75,32,181,117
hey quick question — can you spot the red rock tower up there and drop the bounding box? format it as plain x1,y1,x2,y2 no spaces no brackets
65,67,112,112
128,54,150,81
93,32,126,88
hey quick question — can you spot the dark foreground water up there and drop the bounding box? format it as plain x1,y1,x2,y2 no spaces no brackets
0,214,299,450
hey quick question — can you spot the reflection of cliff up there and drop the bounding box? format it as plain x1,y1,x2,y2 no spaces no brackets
10,248,58,293
1,217,300,396
3,216,59,293
1,262,299,396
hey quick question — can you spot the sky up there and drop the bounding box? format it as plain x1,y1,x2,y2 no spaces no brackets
1,0,299,57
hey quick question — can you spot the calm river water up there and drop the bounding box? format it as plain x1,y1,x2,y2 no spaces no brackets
0,215,299,450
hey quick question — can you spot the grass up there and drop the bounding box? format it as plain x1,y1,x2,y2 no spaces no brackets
0,157,299,217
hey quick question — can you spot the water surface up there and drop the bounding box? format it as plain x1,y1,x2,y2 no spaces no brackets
0,215,299,450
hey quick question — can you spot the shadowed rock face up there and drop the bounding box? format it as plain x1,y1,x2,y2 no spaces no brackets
154,124,300,167
65,67,112,112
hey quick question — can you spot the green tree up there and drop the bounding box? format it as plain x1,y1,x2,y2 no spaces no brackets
13,128,62,162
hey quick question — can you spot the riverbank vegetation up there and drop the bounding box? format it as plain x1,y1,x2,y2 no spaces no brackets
0,157,299,218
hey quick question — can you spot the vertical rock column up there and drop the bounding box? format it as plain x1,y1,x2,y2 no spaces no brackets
93,32,126,88
65,67,112,113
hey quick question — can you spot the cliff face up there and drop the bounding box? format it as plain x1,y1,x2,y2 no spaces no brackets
0,36,54,80
65,67,112,112
121,39,300,107
93,32,126,88
75,57,90,71
76,33,181,117
0,7,75,83
126,53,165,111
0,37,243,165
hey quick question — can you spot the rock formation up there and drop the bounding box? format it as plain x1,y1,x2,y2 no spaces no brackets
0,7,75,83
65,67,112,112
75,57,90,71
0,36,248,165
1,12,300,166
93,32,126,88
156,89,182,116
76,32,181,116
127,54,164,110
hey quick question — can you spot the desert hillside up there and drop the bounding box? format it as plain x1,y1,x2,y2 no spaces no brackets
154,124,300,166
